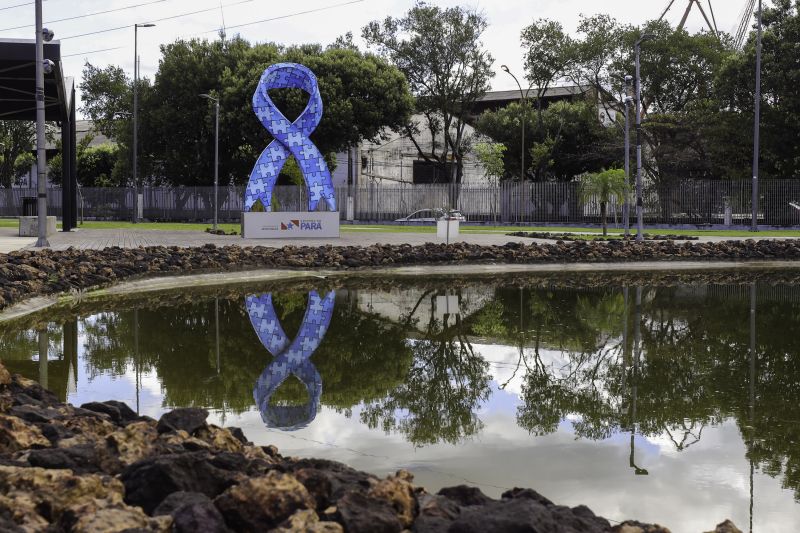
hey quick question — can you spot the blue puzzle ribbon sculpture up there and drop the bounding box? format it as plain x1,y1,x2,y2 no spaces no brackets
245,62,337,213
246,290,335,430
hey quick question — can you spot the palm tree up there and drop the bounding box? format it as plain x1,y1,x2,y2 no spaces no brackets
579,169,627,236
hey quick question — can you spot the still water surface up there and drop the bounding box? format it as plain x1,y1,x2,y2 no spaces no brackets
2,274,800,531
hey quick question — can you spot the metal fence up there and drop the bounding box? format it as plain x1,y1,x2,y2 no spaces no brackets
1,180,799,226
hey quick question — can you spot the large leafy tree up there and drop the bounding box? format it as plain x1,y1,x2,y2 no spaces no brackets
0,121,35,188
363,1,494,193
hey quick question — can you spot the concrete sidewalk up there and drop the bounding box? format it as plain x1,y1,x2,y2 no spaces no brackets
0,226,794,253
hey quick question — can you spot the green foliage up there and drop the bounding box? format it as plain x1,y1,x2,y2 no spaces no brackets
0,121,35,188
579,168,627,235
476,101,621,181
473,142,506,183
363,1,493,186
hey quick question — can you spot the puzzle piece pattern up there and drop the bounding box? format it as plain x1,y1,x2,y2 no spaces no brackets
246,290,336,430
245,63,337,212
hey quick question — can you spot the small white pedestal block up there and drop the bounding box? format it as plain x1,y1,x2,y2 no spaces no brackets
436,219,460,241
18,216,56,237
242,211,340,239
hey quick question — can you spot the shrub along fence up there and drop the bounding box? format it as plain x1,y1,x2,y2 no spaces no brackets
1,180,799,226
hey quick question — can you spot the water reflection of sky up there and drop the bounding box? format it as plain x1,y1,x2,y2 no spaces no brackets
7,281,800,533
63,330,800,533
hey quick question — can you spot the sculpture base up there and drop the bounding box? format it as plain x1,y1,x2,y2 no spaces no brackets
242,211,340,239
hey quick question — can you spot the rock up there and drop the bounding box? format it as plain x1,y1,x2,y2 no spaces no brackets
80,400,140,425
121,451,242,514
0,364,11,387
70,503,172,532
0,414,50,452
333,491,403,533
272,509,343,532
413,493,462,533
152,491,230,533
286,458,376,507
438,485,493,506
214,471,316,531
0,465,125,530
612,522,672,533
8,404,60,424
448,497,610,533
705,520,743,533
107,420,159,466
26,443,113,474
194,425,244,453
368,470,417,527
156,407,209,435
172,500,230,533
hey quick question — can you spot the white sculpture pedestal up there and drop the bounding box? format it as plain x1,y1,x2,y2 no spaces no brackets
242,211,340,239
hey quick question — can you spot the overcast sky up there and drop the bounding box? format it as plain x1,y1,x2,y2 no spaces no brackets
2,0,757,113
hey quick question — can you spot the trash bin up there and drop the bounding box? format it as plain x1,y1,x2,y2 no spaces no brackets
22,197,37,216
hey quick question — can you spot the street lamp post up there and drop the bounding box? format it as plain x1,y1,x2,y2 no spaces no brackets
634,34,655,242
133,22,155,224
751,0,763,232
34,1,52,247
200,93,219,231
501,65,531,224
623,75,633,237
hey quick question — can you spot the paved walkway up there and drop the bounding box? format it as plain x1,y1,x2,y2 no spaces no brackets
0,226,794,253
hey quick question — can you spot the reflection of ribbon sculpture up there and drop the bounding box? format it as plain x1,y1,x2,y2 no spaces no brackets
246,291,335,430
245,62,337,213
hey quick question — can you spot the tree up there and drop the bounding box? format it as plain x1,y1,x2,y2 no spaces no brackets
0,121,35,188
579,168,627,235
521,19,575,128
476,100,621,182
363,1,493,200
473,142,506,184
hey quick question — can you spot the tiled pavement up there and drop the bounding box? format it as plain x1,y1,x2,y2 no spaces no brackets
0,225,794,253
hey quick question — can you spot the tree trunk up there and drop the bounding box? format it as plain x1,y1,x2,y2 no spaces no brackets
601,201,607,236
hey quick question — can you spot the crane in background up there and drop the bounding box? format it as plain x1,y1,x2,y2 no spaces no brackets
659,0,719,37
733,0,758,49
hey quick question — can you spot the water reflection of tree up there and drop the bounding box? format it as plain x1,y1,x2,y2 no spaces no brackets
361,308,490,446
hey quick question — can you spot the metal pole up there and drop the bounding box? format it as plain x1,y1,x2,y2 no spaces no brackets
751,0,762,232
213,99,219,230
34,0,49,247
635,41,645,242
624,95,631,237
133,24,138,223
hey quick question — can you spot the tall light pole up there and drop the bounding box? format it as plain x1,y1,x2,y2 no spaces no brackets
133,22,155,224
34,1,53,247
623,75,633,237
634,34,655,242
501,65,531,224
200,93,219,231
751,0,762,232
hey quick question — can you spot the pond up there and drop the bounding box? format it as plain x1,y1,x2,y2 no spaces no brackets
2,271,800,532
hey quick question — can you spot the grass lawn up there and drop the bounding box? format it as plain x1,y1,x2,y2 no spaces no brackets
2,218,799,237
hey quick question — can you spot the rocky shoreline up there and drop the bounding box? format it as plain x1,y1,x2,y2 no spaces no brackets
1,239,799,312
0,363,741,532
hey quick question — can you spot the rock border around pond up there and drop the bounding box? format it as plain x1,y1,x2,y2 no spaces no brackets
1,240,799,313
0,362,742,532
507,231,700,241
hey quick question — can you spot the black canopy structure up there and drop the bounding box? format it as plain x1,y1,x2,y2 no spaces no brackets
0,38,77,231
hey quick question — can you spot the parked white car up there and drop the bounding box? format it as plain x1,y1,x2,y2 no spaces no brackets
395,209,466,223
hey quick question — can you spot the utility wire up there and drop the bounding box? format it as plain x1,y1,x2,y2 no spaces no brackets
60,0,254,40
63,46,126,58
0,0,168,32
59,0,366,57
193,0,364,35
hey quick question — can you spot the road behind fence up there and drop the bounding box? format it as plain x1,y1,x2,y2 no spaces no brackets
2,180,799,226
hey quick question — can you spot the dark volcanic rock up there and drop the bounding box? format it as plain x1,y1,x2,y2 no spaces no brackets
120,451,241,514
80,400,140,425
437,485,492,506
448,497,608,533
153,491,230,533
26,444,110,474
156,407,209,435
334,491,404,533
